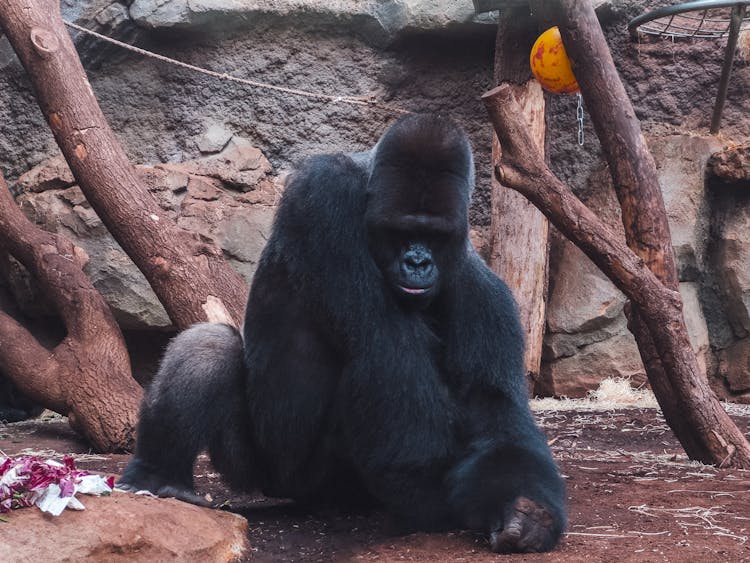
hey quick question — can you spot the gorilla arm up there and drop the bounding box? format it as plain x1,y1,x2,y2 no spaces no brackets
335,316,461,531
242,153,371,496
442,250,567,552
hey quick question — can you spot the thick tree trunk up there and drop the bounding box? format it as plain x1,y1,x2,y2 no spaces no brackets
490,7,549,392
0,0,248,330
0,175,141,452
533,0,736,465
482,22,750,468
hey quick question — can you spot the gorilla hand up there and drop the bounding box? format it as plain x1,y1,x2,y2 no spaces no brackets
490,497,559,553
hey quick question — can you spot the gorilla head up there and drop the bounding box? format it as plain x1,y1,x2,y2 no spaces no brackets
364,115,474,307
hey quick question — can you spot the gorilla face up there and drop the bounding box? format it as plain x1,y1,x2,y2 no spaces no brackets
397,241,438,296
367,226,448,307
364,115,473,308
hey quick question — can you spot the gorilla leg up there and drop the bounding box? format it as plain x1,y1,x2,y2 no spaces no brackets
448,404,565,552
440,255,566,552
118,323,255,504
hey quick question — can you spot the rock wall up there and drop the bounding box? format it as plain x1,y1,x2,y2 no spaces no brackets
9,137,278,330
1,0,749,396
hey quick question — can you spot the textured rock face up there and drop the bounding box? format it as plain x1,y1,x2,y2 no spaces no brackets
541,332,646,398
128,0,494,44
708,144,750,185
651,135,723,279
0,493,247,562
541,133,718,397
713,177,750,394
11,138,277,329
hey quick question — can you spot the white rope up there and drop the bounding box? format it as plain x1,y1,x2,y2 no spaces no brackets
63,20,410,115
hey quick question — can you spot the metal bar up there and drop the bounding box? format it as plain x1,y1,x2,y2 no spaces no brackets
710,3,746,133
629,0,750,33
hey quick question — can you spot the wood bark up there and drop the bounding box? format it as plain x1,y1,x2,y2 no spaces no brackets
483,31,750,468
490,7,549,392
0,174,142,452
0,0,248,330
533,0,739,465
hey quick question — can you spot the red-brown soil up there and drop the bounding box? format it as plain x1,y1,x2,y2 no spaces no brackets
3,407,750,562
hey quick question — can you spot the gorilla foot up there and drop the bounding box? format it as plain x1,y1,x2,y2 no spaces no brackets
490,497,558,553
116,480,212,507
116,458,211,507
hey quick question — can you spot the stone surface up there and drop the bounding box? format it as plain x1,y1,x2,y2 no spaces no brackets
650,134,723,279
708,143,750,184
546,239,625,336
197,122,234,154
542,226,644,397
714,194,750,338
541,332,646,398
11,138,278,329
541,283,709,399
128,0,495,44
679,282,711,377
14,154,76,194
163,136,277,196
712,180,750,395
0,492,247,562
720,338,750,393
542,135,717,396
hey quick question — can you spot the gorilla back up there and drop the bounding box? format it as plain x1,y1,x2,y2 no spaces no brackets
118,114,566,553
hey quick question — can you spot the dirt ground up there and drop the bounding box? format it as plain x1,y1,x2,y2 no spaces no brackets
3,405,750,562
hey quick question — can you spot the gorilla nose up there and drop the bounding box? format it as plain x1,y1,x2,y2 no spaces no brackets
403,245,432,268
404,251,431,269
401,245,435,283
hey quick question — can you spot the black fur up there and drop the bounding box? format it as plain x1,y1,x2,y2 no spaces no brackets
119,115,566,553
0,376,43,423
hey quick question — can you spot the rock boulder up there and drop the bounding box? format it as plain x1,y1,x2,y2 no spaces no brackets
708,143,750,185
0,492,247,562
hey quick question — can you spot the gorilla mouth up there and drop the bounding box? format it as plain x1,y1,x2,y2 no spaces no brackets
399,285,431,295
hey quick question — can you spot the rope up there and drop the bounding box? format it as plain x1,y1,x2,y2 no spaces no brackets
63,20,410,115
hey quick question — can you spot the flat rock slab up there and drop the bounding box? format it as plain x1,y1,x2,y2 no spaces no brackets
0,492,247,562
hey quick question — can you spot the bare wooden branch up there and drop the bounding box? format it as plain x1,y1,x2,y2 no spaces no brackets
0,174,141,451
0,0,248,330
534,0,679,288
0,308,63,410
490,7,549,391
536,0,750,467
483,86,677,310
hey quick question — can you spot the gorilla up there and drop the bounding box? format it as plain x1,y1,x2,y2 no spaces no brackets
0,376,43,423
118,114,566,553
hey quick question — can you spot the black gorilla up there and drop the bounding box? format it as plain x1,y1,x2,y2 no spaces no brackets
0,376,43,422
119,114,566,553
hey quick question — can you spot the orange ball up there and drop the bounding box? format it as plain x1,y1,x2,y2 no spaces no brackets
530,27,579,94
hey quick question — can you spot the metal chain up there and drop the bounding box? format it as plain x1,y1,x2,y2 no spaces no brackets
576,93,585,146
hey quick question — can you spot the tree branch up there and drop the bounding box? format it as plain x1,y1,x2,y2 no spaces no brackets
0,308,64,411
532,0,678,286
483,85,676,309
490,7,550,391
0,172,141,451
0,0,248,329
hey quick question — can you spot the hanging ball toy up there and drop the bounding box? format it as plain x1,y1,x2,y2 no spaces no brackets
530,26,579,94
